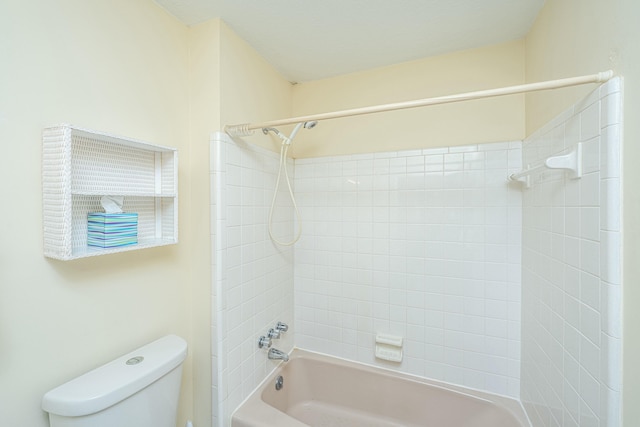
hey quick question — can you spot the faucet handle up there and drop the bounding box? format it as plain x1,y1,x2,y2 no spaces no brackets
258,336,272,349
275,322,289,333
268,328,281,339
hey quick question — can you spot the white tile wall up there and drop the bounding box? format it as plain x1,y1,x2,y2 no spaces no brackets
210,133,295,427
520,78,623,427
209,80,622,427
294,141,523,398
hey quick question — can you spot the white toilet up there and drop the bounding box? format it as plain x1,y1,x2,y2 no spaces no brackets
42,335,187,427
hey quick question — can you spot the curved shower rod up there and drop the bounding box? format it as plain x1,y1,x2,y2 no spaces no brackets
224,70,614,137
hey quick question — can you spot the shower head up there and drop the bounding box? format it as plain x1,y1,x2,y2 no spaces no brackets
288,121,318,142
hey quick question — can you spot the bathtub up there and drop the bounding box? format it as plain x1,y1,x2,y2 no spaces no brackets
232,349,529,427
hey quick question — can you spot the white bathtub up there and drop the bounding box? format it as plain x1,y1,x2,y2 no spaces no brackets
232,349,529,427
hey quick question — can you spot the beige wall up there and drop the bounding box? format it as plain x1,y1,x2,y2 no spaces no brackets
188,18,222,427
0,1,193,426
525,0,621,132
219,22,293,151
291,40,525,158
525,0,640,425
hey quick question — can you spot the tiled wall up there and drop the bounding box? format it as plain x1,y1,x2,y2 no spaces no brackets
294,141,523,397
210,133,295,427
520,78,622,426
210,79,622,426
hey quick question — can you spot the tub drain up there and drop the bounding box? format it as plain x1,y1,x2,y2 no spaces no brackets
275,375,284,391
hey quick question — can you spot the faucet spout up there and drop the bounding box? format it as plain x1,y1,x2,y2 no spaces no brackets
268,348,289,362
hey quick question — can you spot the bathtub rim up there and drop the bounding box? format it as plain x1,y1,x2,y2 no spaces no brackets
232,347,532,427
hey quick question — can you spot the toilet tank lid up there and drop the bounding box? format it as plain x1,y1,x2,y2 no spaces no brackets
42,335,187,417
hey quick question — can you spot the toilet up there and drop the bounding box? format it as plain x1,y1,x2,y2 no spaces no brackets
42,335,187,427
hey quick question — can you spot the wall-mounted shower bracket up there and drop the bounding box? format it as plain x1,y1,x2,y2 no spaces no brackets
509,143,582,189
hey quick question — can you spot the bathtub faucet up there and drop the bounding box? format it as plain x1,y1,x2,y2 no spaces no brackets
268,348,289,362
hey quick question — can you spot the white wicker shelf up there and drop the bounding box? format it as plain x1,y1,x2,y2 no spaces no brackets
43,124,178,260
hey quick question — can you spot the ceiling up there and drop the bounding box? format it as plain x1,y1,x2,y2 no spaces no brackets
154,0,546,83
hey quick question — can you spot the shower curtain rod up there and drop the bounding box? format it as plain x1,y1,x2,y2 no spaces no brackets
224,70,614,137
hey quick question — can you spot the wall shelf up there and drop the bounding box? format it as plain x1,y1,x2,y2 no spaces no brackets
43,124,178,260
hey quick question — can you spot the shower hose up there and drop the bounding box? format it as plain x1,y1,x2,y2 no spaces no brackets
268,141,302,246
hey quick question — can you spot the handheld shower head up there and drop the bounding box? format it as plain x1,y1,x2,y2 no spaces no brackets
288,121,318,142
264,120,318,246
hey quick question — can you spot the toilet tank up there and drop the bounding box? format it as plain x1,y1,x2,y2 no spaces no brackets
42,335,187,427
